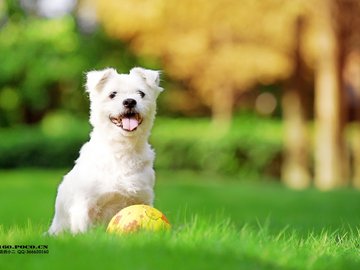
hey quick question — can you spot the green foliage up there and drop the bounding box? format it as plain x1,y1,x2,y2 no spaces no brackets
152,115,282,177
0,14,139,127
0,115,282,178
0,169,359,269
0,17,79,124
0,112,90,168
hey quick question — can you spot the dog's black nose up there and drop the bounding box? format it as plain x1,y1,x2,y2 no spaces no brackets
123,98,137,108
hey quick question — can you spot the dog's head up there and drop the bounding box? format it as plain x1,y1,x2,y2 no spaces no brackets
85,67,163,137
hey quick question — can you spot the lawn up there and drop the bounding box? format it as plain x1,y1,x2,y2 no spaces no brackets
0,169,359,270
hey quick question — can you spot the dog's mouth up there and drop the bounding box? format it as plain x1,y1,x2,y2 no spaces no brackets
109,112,143,132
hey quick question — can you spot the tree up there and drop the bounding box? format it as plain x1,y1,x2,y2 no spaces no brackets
95,0,302,125
309,0,360,189
95,0,360,190
335,0,360,188
281,17,311,189
0,1,139,126
346,51,360,188
309,0,346,189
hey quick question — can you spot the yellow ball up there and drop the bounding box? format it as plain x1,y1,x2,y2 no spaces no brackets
106,204,171,234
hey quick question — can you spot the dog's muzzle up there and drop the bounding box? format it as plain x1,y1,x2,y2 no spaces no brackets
109,111,143,132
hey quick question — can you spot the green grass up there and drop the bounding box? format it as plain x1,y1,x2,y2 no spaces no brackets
0,169,359,270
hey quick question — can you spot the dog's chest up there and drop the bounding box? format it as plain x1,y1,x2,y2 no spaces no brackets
112,152,148,175
94,148,153,190
77,140,154,195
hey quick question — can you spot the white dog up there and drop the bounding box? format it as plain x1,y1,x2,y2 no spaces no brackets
48,67,163,235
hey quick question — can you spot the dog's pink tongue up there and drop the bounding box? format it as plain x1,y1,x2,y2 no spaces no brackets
122,117,139,131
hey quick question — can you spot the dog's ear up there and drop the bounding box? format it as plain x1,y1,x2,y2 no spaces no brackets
85,68,117,93
130,67,164,92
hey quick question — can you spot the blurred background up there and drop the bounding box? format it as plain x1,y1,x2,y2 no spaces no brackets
0,0,360,190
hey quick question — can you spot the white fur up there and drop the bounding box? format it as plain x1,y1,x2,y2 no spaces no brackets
48,67,163,235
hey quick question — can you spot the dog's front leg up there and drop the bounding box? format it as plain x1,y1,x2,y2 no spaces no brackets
69,200,91,234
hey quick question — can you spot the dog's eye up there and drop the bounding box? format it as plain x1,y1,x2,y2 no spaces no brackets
137,90,145,98
109,91,117,99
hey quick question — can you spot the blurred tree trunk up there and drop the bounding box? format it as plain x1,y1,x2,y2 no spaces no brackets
314,0,347,190
346,51,360,188
282,17,311,189
211,85,234,130
336,0,360,188
282,86,310,189
351,100,360,189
